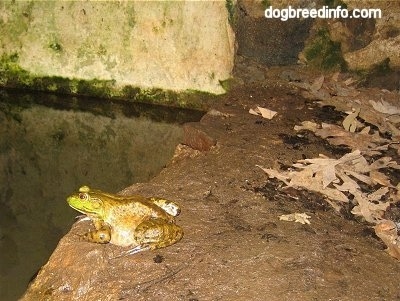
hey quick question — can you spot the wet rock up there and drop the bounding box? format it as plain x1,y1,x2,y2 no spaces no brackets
182,123,217,151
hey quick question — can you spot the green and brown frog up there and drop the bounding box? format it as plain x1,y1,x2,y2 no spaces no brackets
67,186,183,255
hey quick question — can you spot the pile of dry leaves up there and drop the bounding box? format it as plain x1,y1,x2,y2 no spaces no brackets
258,74,400,260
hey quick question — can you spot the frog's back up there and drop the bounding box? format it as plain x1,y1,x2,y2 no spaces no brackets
102,195,174,225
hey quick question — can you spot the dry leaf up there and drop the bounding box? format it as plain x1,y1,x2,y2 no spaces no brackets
249,108,260,116
386,114,400,124
310,75,325,92
369,170,393,187
295,122,390,153
294,121,319,132
331,72,340,82
279,213,311,224
344,77,356,86
249,106,277,119
258,106,277,119
345,170,373,185
387,122,400,137
368,187,389,202
258,149,398,223
370,157,399,170
374,220,400,260
342,108,360,132
256,166,290,185
351,190,389,223
369,99,400,115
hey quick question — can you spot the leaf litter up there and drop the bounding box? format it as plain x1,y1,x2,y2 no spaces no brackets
249,106,277,119
260,73,400,260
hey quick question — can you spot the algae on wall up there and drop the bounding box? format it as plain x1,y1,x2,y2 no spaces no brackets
0,1,235,107
303,27,347,71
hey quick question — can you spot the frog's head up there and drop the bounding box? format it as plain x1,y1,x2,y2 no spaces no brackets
67,186,105,218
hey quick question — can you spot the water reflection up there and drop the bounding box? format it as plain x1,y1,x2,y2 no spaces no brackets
0,89,203,300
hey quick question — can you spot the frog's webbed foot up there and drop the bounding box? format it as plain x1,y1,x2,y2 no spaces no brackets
110,244,151,259
125,244,152,255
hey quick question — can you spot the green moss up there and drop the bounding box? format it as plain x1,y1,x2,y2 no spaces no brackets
219,78,235,92
370,57,391,75
353,58,392,84
2,1,34,42
225,0,237,27
0,53,220,109
98,44,107,56
49,42,62,52
122,86,181,107
121,86,218,110
76,79,116,98
126,5,136,28
304,28,347,71
8,53,19,63
261,0,271,9
0,53,34,87
209,72,215,80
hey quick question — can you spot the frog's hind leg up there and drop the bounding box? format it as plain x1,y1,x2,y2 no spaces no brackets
125,219,183,255
149,197,181,217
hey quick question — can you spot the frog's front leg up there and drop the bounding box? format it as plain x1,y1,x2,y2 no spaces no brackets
83,219,111,244
126,219,183,255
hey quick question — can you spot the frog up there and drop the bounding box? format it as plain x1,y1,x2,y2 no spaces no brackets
67,185,183,255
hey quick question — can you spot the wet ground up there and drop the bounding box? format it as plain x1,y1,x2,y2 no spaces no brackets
21,62,400,300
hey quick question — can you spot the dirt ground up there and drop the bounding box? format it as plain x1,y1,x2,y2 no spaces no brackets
22,62,400,300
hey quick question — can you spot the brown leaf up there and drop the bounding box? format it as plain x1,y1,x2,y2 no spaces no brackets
369,170,393,187
310,75,324,92
374,220,400,260
351,190,389,223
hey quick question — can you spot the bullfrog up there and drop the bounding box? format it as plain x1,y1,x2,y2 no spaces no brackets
67,186,183,255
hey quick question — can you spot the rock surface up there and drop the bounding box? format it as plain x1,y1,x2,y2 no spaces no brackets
0,1,234,94
298,0,400,71
340,0,400,70
236,0,313,65
22,65,400,301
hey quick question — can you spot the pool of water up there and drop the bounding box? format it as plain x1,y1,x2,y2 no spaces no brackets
0,89,203,300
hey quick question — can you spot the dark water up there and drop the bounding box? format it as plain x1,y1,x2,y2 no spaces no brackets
0,89,203,300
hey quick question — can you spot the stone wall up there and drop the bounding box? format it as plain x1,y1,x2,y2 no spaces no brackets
298,0,400,73
339,0,400,70
0,1,235,107
236,0,313,65
237,0,399,79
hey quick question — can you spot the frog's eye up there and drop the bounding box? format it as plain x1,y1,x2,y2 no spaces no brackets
79,193,88,200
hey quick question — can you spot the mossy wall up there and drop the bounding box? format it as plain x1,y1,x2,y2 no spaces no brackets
0,1,235,108
299,0,400,73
